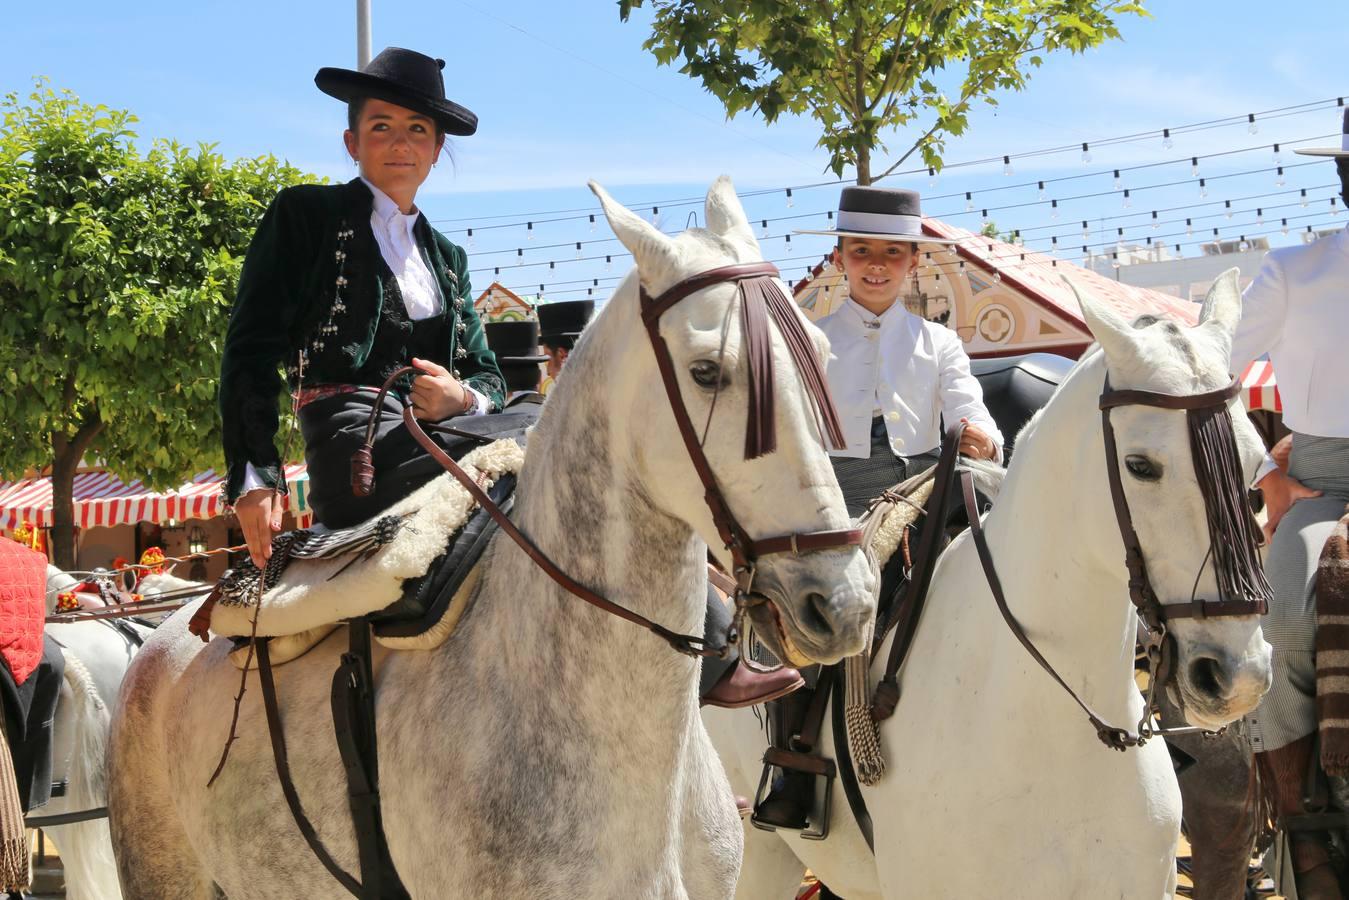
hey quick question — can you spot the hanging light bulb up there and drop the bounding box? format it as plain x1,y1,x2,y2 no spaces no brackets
928,167,937,189
1247,113,1258,134
515,248,524,266
1301,189,1310,208
1051,236,1059,250
1051,199,1059,219
1273,143,1282,166
575,242,583,260
1122,189,1131,209
494,266,501,276
1224,200,1233,219
958,261,966,278
466,228,476,250
760,219,769,239
1081,142,1092,164
538,284,546,300
651,207,660,227
980,209,990,229
1191,157,1200,178
785,189,794,208
587,288,593,297
1276,166,1286,187
1162,128,1174,150
785,234,792,248
1003,155,1013,177
1113,169,1122,190
1186,218,1194,236
1199,178,1208,199
965,191,974,212
1238,236,1250,252
589,214,597,233
1037,181,1046,201
1111,252,1121,269
1151,211,1159,229
826,210,834,222
1081,220,1090,240
605,255,613,272
1256,208,1264,226
992,270,1002,284
1281,218,1290,235
1082,246,1091,265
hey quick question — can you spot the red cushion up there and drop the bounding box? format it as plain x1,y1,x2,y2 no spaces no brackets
0,542,49,685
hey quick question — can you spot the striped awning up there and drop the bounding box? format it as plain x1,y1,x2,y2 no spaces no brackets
0,464,309,530
1241,359,1282,413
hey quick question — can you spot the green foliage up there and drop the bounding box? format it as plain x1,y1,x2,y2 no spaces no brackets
0,82,317,488
619,0,1147,182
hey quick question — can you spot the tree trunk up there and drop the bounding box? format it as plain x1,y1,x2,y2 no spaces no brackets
48,410,103,570
856,144,872,185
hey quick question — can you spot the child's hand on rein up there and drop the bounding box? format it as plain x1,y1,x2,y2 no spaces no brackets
958,418,1000,461
409,357,470,421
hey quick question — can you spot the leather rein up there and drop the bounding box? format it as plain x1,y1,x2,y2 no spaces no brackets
354,261,861,659
965,375,1266,750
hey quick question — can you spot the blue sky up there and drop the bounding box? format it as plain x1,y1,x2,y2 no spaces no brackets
4,1,1345,301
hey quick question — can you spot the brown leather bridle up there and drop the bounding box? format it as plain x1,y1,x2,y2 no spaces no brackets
355,260,862,659
958,373,1271,750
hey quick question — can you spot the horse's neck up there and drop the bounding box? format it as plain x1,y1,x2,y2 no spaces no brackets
463,309,705,736
976,365,1140,723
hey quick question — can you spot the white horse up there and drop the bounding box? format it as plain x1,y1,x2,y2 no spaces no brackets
105,177,877,899
709,271,1274,899
42,566,155,900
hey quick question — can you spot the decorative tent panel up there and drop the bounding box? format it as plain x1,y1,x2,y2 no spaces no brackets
1241,359,1282,413
0,464,309,530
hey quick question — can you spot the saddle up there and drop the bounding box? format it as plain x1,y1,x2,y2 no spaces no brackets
192,435,526,658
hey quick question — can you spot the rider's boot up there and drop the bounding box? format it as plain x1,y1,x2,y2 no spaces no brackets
701,660,804,709
1257,733,1345,900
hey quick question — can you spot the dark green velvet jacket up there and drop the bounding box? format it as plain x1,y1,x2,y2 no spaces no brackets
219,178,504,503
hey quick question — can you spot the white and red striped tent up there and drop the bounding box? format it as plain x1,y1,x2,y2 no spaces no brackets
1241,359,1282,413
0,464,310,531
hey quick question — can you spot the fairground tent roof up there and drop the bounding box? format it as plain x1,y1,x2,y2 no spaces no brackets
0,464,310,530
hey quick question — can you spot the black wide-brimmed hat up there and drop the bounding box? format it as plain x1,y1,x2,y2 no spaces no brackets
537,300,595,344
1295,109,1349,158
316,47,478,136
795,186,957,244
485,320,549,364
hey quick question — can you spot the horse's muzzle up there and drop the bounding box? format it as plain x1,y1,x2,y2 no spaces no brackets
746,552,876,666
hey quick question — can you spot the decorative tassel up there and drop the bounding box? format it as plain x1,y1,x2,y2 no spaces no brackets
0,735,29,893
845,649,886,785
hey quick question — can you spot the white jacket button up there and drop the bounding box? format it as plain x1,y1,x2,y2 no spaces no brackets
885,411,900,423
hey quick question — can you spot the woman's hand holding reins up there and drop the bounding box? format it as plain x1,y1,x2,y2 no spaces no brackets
409,357,471,420
236,487,283,569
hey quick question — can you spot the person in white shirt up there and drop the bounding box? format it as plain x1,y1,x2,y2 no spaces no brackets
1235,110,1349,899
799,186,1002,518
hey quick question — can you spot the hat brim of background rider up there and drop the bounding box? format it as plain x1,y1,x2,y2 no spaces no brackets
497,352,550,364
315,47,478,137
1294,110,1349,157
794,184,959,245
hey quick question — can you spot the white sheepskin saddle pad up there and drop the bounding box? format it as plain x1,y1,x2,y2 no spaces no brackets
859,466,936,569
210,438,524,640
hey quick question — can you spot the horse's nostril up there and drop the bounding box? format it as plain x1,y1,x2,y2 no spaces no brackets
803,592,834,637
1189,656,1230,698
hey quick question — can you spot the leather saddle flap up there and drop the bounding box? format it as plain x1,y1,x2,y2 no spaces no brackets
209,437,525,639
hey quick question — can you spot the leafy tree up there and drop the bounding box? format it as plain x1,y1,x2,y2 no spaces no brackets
0,83,317,567
619,0,1147,183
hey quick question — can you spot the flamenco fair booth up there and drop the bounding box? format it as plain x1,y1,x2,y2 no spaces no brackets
473,281,534,323
793,219,1286,445
0,464,311,581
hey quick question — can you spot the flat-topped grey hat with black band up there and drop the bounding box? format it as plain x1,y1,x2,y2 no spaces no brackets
1294,108,1349,158
316,46,478,136
795,185,958,245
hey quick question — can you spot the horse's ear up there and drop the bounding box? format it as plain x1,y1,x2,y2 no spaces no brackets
705,175,759,251
1064,276,1135,364
589,180,677,276
1198,267,1242,338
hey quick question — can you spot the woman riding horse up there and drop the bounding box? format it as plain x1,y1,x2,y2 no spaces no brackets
218,46,789,707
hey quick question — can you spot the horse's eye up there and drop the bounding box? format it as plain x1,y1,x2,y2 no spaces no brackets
689,359,723,388
1125,454,1162,481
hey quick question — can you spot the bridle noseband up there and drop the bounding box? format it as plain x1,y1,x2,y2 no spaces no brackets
359,260,863,659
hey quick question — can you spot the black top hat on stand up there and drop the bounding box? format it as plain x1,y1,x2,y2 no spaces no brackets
316,47,478,136
485,320,548,394
537,301,595,346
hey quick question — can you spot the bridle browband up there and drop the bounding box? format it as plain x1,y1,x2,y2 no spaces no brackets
353,260,862,659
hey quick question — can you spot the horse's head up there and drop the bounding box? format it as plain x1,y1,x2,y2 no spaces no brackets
1071,270,1272,729
588,177,876,665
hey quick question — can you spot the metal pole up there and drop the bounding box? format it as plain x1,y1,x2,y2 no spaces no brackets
356,0,372,69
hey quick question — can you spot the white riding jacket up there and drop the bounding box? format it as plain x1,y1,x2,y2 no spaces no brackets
1232,224,1349,438
818,297,1003,461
